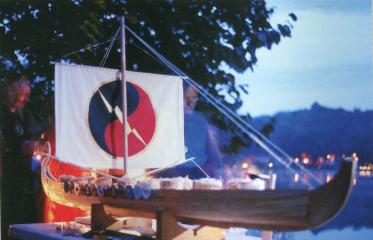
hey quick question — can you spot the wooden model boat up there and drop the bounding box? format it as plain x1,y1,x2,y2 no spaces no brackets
40,17,356,235
41,156,355,231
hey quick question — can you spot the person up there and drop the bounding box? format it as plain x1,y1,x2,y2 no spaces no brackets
154,84,223,179
183,84,223,177
0,78,36,239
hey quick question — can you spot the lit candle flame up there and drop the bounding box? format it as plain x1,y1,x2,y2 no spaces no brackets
294,173,299,183
326,173,332,183
242,162,248,169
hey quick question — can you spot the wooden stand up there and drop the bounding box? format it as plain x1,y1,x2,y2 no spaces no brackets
90,204,225,239
156,211,226,240
262,173,277,240
156,211,186,239
91,203,117,233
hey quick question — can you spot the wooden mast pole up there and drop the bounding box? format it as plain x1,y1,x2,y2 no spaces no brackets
120,16,128,176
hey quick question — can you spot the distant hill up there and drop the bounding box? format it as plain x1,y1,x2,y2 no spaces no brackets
252,103,373,163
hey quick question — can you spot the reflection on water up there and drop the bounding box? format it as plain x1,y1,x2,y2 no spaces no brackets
226,227,373,240
285,169,373,240
289,227,373,240
227,164,373,239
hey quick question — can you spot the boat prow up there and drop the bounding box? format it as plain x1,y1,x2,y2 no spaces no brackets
308,159,356,229
41,158,356,231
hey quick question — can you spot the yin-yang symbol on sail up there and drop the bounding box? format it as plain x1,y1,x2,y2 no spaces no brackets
88,80,156,157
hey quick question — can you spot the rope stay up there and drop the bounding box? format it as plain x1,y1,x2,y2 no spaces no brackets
125,25,321,188
99,27,120,67
61,39,112,59
56,23,322,188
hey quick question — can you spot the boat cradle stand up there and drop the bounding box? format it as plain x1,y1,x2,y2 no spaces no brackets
90,202,228,239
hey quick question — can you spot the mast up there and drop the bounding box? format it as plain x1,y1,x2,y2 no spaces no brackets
120,16,128,175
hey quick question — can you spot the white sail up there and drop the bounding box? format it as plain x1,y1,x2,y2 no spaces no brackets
55,63,185,177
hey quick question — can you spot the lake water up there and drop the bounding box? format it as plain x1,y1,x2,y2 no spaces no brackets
227,166,373,240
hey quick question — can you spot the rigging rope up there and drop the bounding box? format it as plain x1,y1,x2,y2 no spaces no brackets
61,39,112,59
131,157,200,180
182,78,319,185
125,25,321,187
56,24,322,188
99,27,120,67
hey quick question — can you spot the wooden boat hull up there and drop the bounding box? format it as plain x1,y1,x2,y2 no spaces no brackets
41,159,355,231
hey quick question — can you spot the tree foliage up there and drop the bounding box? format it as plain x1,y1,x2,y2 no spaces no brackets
0,0,296,152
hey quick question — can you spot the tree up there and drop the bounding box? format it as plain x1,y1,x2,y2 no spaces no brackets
0,0,296,151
